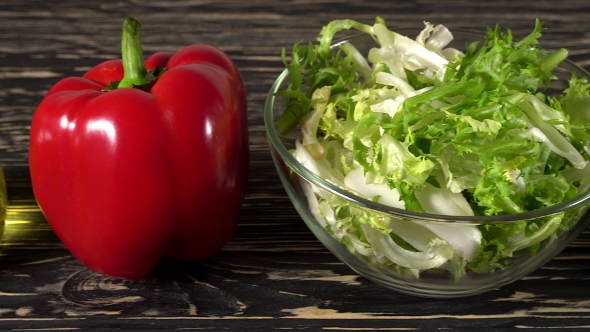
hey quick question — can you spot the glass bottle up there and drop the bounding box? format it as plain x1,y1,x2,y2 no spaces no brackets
0,166,6,239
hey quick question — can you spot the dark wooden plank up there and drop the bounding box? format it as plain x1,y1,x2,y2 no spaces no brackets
0,0,590,330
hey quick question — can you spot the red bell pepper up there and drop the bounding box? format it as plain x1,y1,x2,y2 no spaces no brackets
29,17,249,279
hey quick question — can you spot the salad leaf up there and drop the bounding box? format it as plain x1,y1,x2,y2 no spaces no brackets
276,18,590,278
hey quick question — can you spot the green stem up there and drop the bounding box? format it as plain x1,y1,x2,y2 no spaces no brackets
503,213,563,256
117,17,151,88
539,48,568,74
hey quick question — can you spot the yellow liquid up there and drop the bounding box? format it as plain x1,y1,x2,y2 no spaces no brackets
0,167,6,239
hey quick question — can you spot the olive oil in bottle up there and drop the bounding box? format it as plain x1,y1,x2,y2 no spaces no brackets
0,167,6,239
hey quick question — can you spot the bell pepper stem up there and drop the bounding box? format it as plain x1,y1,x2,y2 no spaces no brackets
117,17,151,89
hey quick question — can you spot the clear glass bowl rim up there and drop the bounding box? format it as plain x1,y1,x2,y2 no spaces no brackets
264,28,590,223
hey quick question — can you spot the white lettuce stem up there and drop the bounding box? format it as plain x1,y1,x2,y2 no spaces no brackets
519,95,586,169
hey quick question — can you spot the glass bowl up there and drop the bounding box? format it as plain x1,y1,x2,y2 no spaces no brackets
264,28,590,298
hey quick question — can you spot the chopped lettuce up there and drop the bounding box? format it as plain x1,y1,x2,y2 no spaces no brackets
277,18,590,278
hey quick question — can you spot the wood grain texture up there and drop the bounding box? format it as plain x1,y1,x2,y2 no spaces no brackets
1,0,590,330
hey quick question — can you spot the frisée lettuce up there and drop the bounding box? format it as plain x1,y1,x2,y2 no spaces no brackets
276,18,590,278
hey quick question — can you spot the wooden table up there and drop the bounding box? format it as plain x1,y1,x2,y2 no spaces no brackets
1,0,589,330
